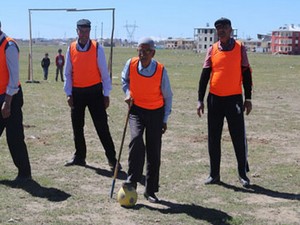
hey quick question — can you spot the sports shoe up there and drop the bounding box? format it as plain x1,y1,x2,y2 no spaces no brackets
204,175,221,185
64,157,86,167
239,176,250,187
144,192,160,203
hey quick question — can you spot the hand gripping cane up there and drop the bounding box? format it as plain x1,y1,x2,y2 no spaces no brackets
110,106,130,198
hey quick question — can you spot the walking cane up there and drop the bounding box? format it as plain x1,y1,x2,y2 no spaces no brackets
110,106,130,198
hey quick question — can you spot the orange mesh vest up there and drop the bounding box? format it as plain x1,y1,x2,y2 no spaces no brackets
70,40,102,88
129,57,164,110
0,37,19,95
210,41,242,96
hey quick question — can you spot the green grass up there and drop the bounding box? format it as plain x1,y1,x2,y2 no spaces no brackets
0,45,299,225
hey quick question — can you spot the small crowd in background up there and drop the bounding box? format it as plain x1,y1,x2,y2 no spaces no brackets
41,48,65,81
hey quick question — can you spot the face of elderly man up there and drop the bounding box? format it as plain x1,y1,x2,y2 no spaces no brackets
137,44,155,68
214,18,232,43
76,19,91,46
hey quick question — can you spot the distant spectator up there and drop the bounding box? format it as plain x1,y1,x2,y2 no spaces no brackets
55,49,65,82
41,53,50,80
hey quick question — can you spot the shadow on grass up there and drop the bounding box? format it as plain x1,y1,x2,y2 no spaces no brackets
84,164,146,186
0,179,71,202
136,200,232,225
219,182,300,201
85,164,127,180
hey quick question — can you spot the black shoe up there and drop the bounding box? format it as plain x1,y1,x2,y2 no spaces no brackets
144,192,160,203
239,176,250,187
204,175,221,185
109,161,122,172
122,181,137,190
64,157,86,167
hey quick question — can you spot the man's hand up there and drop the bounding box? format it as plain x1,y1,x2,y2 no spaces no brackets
1,101,11,118
124,95,133,108
162,123,167,134
67,95,74,109
243,100,252,115
1,95,12,119
104,96,110,109
197,101,204,117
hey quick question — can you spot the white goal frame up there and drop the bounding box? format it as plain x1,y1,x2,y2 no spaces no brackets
27,8,115,83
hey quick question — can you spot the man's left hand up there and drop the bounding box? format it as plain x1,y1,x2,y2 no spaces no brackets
104,96,110,109
243,100,252,115
1,101,11,118
1,95,12,119
162,123,167,134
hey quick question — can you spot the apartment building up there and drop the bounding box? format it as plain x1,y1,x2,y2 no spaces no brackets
271,24,300,55
240,34,271,53
194,24,237,53
164,38,195,50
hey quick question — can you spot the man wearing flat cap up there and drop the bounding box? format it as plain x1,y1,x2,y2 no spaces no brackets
64,19,120,171
0,21,32,181
76,19,91,27
214,17,231,28
197,17,253,187
121,37,173,203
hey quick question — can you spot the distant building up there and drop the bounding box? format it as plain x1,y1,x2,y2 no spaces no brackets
194,24,237,53
257,34,272,53
164,38,195,50
240,34,271,53
271,24,300,55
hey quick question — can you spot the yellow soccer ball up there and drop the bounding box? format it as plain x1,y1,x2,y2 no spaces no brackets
117,185,137,208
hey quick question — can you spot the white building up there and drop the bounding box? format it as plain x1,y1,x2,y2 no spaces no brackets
164,38,195,50
194,24,237,53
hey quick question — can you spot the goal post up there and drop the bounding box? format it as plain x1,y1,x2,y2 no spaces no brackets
27,8,115,83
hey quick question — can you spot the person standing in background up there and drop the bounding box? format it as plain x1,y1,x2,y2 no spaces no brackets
41,53,50,80
55,48,65,82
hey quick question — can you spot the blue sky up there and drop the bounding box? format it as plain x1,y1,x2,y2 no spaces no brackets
1,0,300,41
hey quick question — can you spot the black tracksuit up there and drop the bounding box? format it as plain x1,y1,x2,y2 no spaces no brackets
198,42,253,179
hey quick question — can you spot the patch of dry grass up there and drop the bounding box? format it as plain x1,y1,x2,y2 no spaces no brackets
0,46,299,225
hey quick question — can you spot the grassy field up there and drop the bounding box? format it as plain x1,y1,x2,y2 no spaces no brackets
0,44,299,225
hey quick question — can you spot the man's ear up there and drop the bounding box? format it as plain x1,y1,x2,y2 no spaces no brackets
152,50,156,57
